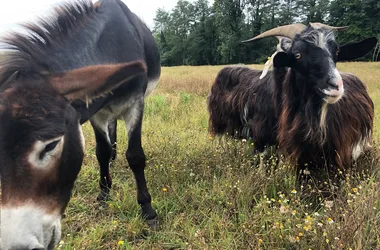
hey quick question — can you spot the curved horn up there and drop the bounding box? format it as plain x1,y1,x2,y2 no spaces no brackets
309,22,349,30
241,23,306,43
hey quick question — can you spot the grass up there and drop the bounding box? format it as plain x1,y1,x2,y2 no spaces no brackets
58,62,380,250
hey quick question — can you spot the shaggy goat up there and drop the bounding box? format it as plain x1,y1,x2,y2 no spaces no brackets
208,23,377,177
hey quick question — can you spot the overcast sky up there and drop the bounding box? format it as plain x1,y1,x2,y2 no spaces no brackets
0,0,193,35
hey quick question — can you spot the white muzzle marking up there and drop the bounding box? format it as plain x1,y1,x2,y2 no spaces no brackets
0,205,61,250
323,68,344,104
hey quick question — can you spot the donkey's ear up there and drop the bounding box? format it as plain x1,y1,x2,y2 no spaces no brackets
48,61,146,101
337,37,378,62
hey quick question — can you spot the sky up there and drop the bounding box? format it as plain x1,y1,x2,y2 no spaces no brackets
0,0,183,35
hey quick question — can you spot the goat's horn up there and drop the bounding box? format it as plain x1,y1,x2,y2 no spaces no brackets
309,22,349,30
241,23,306,43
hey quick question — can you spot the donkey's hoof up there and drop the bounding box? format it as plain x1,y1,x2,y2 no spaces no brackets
96,191,110,204
111,151,117,161
141,204,158,229
141,204,157,218
146,217,160,230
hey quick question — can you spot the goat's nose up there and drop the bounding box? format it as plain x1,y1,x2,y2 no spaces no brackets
327,82,339,90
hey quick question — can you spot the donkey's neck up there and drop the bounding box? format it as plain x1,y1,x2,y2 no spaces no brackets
46,18,106,73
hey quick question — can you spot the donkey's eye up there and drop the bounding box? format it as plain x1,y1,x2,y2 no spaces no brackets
39,139,61,159
295,53,301,59
336,49,340,56
45,140,60,152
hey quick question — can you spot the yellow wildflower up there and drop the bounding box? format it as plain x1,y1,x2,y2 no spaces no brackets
162,187,168,192
327,218,334,224
306,216,312,223
118,240,124,245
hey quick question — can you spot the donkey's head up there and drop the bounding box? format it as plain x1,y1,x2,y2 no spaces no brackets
0,61,146,250
243,23,377,104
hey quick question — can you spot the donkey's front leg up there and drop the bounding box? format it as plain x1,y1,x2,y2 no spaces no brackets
123,98,157,221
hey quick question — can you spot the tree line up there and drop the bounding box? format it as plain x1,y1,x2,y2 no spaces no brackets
153,0,380,66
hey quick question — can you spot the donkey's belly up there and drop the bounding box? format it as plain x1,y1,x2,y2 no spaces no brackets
145,78,159,97
98,95,142,120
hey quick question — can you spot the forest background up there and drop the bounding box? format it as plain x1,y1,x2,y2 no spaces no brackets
153,0,380,66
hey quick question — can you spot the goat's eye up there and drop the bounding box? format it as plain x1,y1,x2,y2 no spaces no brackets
39,139,61,159
295,53,301,59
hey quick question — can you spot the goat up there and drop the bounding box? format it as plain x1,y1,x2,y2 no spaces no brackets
208,23,377,179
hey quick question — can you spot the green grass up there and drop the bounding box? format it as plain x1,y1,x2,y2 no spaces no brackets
58,63,380,249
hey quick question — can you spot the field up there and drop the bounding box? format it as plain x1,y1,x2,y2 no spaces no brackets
58,63,380,250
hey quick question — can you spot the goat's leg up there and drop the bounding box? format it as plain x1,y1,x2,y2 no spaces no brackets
91,114,113,202
123,98,157,222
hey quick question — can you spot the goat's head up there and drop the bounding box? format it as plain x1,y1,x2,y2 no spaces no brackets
244,23,377,104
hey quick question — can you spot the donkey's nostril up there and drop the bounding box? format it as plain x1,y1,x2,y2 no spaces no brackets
31,248,44,250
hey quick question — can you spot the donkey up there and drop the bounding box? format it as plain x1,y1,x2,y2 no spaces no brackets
0,0,160,249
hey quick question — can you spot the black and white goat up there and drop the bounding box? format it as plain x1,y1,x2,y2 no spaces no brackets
208,23,377,176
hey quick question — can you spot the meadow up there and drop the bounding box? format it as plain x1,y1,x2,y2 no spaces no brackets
58,62,380,250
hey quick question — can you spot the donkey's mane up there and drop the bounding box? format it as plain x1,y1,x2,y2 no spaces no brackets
0,0,97,86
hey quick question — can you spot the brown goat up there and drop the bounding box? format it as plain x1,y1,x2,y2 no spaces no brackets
208,24,377,180
208,66,286,152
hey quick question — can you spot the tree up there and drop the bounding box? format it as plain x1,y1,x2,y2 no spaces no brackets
152,0,379,65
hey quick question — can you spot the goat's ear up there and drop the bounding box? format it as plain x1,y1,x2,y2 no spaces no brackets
47,61,146,101
337,37,378,62
273,52,292,68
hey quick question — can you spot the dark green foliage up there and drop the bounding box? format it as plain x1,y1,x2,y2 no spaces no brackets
329,0,380,60
153,0,380,66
